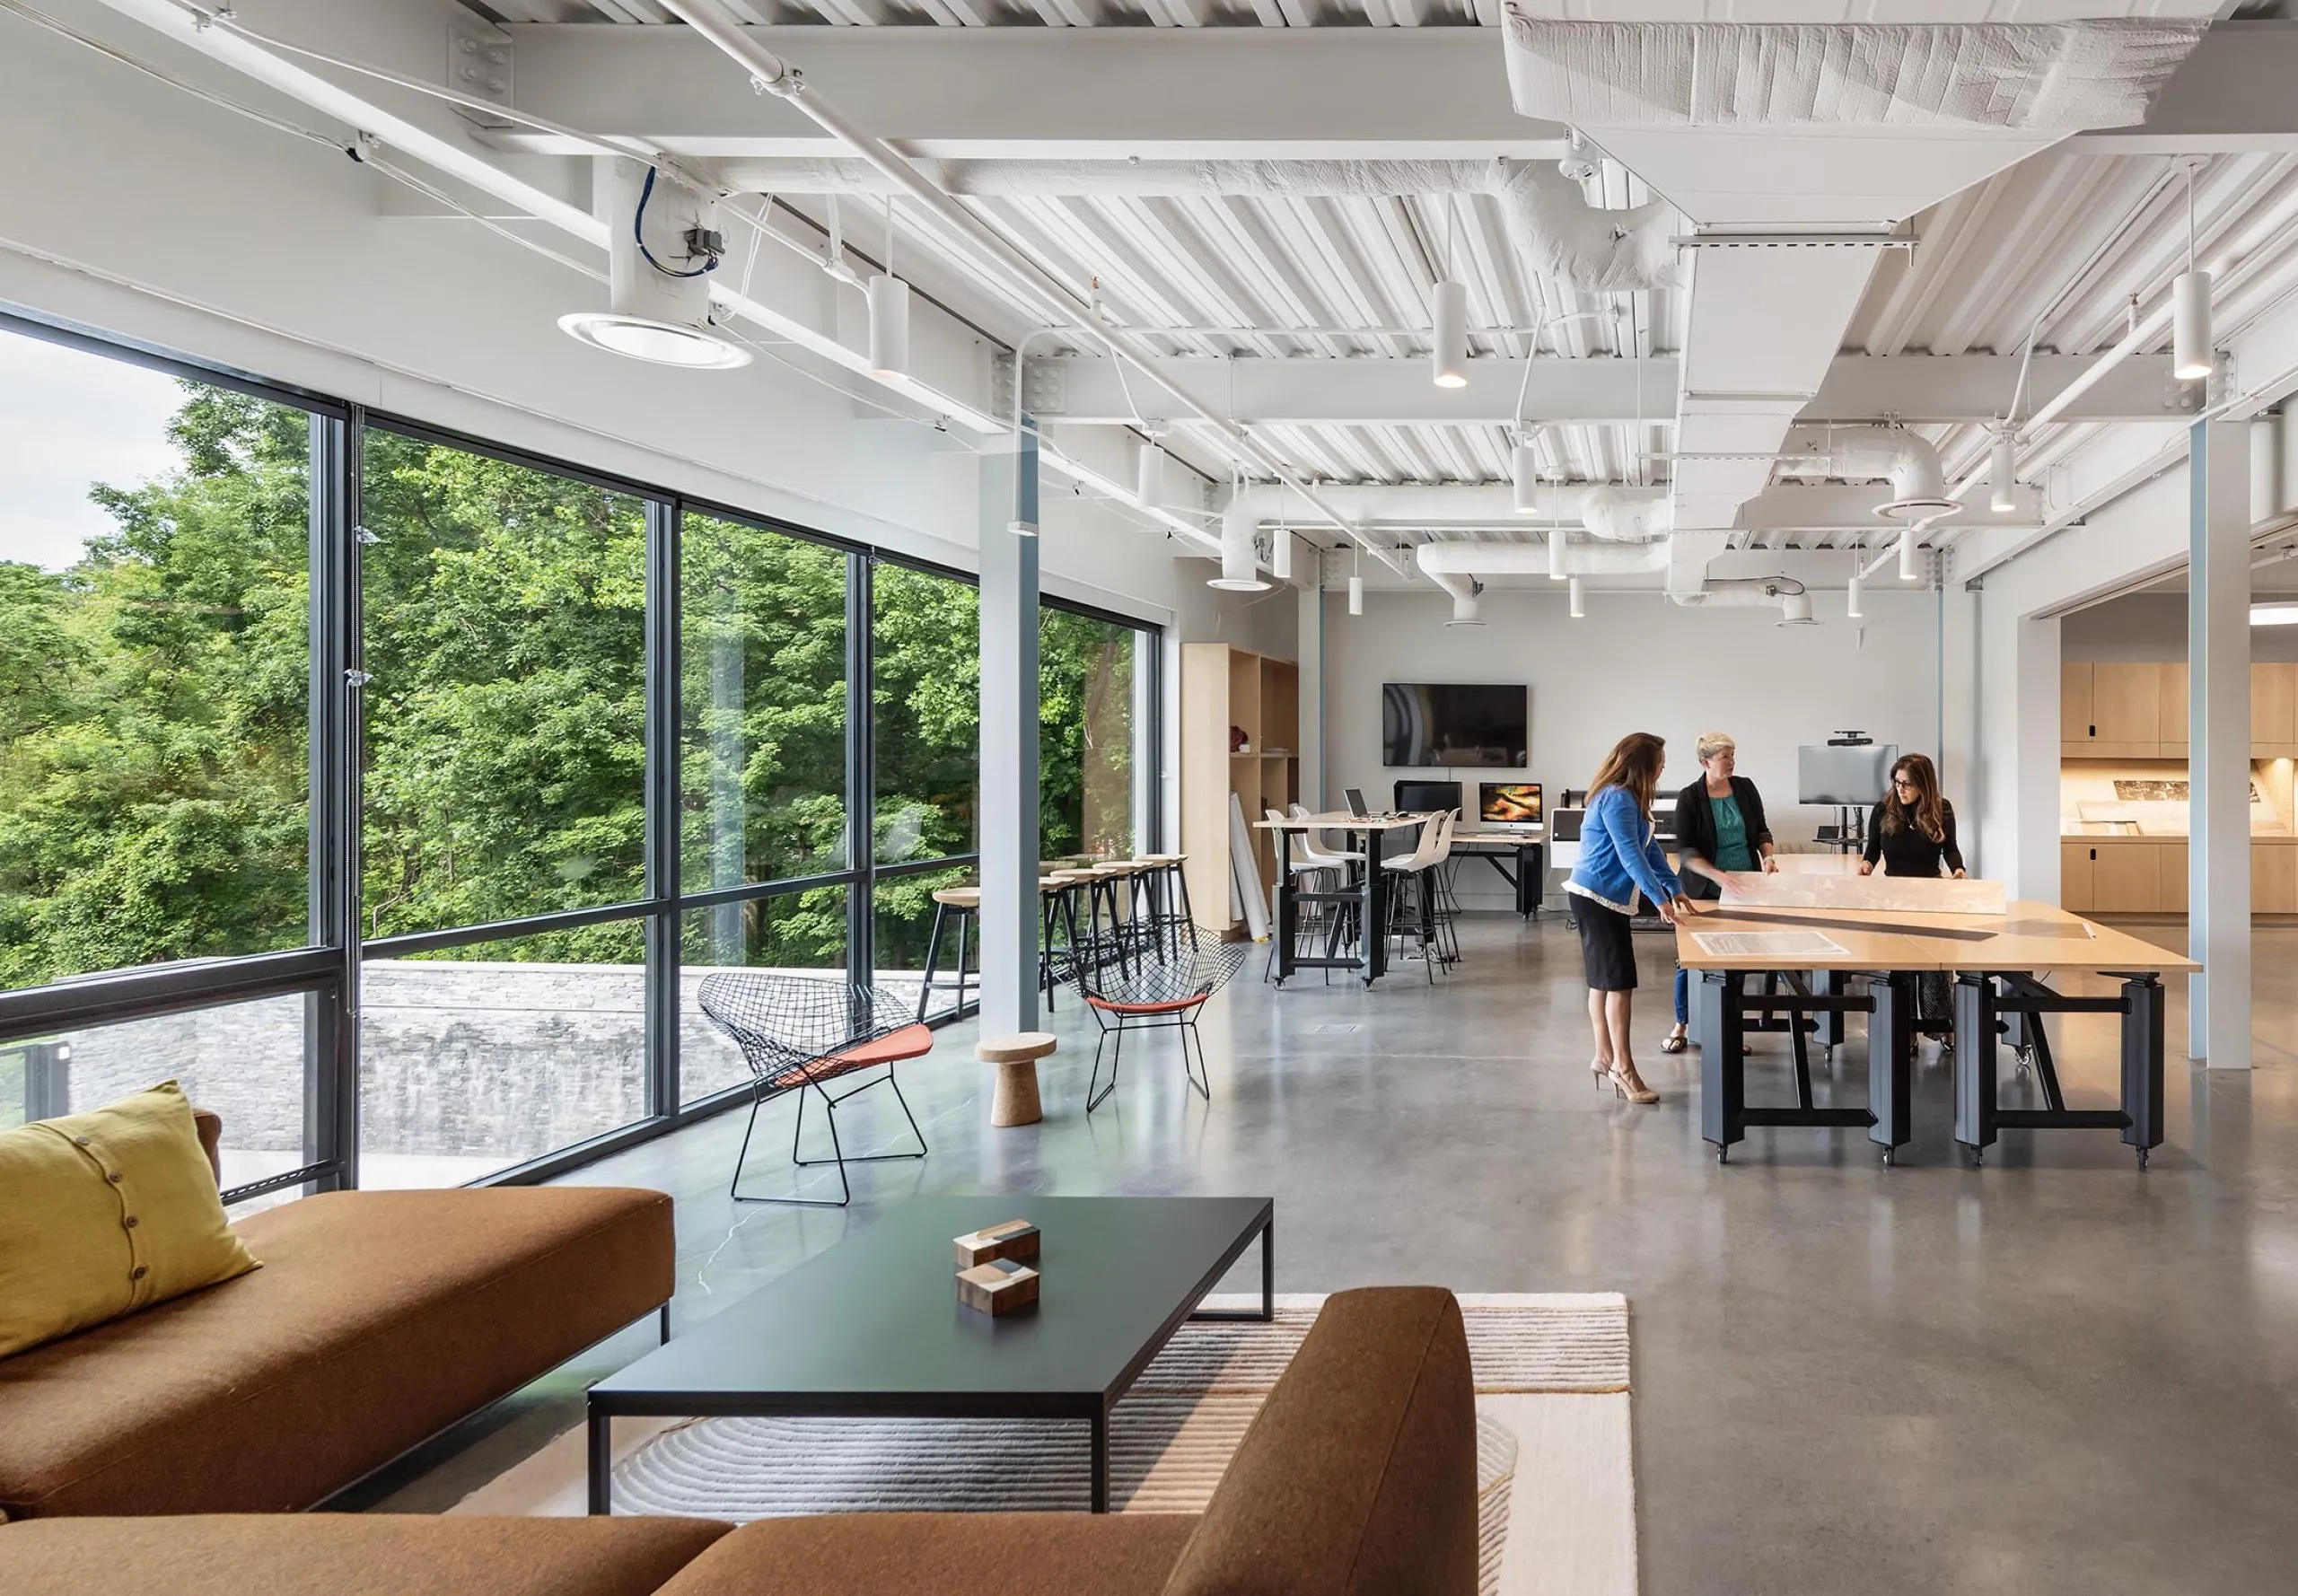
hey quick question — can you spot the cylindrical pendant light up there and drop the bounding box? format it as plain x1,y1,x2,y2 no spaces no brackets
1272,527,1293,582
866,275,910,378
1548,529,1568,581
1347,574,1364,616
1209,501,1268,592
1432,278,1468,389
1988,431,2017,513
1847,572,1864,619
1512,443,1539,513
2173,269,2214,381
1136,439,1164,509
1898,523,1919,582
1568,575,1585,619
2173,160,2214,382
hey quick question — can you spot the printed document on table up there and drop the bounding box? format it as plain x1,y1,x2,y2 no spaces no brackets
1692,929,1850,960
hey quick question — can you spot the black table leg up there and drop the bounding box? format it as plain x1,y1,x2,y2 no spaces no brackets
2121,975,2165,1166
1813,969,1846,1049
1260,1215,1274,1320
1700,969,1745,1161
1954,973,1998,1163
1868,971,1914,1162
587,1407,611,1515
1363,830,1388,984
1274,829,1297,984
1090,1407,1110,1513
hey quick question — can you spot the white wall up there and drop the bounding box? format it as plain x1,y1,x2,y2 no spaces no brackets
1320,584,1941,908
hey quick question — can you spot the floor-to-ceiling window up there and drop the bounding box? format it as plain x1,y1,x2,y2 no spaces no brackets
0,310,1162,1196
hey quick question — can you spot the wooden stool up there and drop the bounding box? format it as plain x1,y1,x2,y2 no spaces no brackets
978,1031,1056,1127
917,886,980,1022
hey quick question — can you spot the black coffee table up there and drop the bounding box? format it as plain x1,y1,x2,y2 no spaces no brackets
585,1195,1273,1514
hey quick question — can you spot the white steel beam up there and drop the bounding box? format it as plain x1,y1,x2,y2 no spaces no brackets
1024,354,2193,427
494,26,1566,161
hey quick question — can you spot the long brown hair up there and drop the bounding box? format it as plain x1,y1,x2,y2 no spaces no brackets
1880,752,1945,842
1589,732,1667,814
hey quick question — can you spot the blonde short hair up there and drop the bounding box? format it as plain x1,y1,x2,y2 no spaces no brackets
1695,732,1736,763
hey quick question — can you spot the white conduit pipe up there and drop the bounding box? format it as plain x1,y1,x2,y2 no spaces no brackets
1417,540,1671,579
654,0,1409,577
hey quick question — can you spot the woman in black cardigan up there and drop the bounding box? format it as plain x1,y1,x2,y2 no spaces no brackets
1861,752,1966,1037
1662,732,1779,1054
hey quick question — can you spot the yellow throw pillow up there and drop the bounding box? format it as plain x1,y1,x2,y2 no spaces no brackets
0,1080,259,1358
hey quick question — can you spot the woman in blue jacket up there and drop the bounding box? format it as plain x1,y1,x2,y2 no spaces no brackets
1566,732,1697,1104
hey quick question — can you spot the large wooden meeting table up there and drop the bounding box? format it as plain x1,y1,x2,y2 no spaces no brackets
1675,897,2197,1167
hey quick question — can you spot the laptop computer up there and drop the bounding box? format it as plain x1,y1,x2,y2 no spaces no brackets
1343,787,1371,818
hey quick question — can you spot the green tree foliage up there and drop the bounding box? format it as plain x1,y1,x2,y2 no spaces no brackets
0,389,310,988
1,383,1143,988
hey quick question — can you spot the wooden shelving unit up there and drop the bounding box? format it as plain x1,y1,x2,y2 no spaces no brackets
1181,643,1301,935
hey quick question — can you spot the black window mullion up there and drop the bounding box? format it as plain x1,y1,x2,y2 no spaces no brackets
316,407,363,1192
645,499,680,1118
848,551,874,985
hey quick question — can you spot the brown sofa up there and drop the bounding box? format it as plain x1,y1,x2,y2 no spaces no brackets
0,1111,675,1521
2,1286,1478,1596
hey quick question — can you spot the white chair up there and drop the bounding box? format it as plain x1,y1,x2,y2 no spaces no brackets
1289,802,1364,868
1382,811,1456,979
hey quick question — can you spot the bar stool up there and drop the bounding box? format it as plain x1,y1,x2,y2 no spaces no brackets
1138,852,1193,955
1039,876,1074,1009
1043,870,1096,995
915,885,979,1021
1078,864,1136,977
979,1030,1055,1127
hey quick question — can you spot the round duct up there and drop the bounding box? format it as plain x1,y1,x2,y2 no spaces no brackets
1210,503,1269,592
560,163,748,371
1873,433,1960,520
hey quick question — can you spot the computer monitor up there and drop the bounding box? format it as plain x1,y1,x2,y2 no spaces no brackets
1394,779,1462,814
1479,782,1542,824
1344,787,1370,818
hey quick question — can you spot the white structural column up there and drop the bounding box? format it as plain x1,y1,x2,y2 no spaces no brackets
1297,575,1325,810
2189,418,2252,1066
979,424,1042,1036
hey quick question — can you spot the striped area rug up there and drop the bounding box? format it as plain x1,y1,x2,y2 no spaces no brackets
455,1292,1637,1596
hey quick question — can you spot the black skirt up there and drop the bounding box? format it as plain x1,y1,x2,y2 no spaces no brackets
1574,898,1639,992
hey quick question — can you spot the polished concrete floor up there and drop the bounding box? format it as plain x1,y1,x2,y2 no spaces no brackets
369,915,2298,1594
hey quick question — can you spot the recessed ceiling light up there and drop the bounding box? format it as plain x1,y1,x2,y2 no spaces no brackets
558,311,750,370
2251,601,2298,627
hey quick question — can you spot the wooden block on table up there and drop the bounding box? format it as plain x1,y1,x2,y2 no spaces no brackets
954,1218,1041,1267
957,1258,1040,1316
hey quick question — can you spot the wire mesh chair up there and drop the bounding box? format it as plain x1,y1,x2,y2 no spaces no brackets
1074,935,1248,1112
697,973,932,1207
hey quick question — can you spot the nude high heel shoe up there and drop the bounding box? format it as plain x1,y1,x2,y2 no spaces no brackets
1604,1062,1661,1105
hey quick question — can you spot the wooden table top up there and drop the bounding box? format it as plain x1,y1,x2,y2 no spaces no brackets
1673,899,2198,974
1254,811,1440,832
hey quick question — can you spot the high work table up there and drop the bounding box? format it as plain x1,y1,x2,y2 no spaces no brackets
1675,899,2197,1167
1253,811,1438,987
1447,828,1547,918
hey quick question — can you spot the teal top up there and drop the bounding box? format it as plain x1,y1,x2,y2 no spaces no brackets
1710,794,1757,873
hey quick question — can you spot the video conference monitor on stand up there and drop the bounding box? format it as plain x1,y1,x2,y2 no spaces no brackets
1799,742,1899,852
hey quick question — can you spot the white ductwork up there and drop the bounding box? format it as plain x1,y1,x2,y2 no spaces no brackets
1224,482,1664,531
1778,425,1961,520
1668,576,1812,625
723,156,1683,296
1417,539,1671,582
1578,486,1671,544
1500,15,2206,132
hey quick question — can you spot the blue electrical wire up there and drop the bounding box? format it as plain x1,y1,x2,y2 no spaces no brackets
636,165,717,279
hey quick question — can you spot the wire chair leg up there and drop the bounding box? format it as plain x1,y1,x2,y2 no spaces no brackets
1088,1021,1121,1113
730,1083,853,1208
1181,1016,1212,1102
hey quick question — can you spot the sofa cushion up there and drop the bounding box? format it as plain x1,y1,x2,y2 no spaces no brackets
1158,1286,1478,1596
2,1513,730,1596
653,1512,1200,1596
0,1083,259,1358
0,1186,672,1519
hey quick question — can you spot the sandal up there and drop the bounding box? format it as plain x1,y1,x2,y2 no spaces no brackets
1660,1028,1688,1055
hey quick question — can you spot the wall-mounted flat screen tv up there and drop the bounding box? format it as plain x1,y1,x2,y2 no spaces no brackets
1381,683,1528,768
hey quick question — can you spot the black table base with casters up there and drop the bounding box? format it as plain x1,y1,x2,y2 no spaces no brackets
1452,839,1545,918
1698,969,1909,1163
1952,971,2165,1168
1271,825,1391,987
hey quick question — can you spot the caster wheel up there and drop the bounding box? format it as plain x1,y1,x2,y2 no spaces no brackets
1881,1148,1896,1168
1971,1149,1985,1168
2137,1148,2151,1170
1717,1147,1731,1165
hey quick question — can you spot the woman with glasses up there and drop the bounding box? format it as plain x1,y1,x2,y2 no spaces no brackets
1566,732,1698,1105
1662,732,1780,1056
1860,752,1966,1037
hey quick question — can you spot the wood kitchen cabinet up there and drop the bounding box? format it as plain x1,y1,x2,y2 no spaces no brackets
2159,662,2188,751
2092,842,2162,914
2061,842,2097,912
2088,662,2162,757
2255,662,2298,757
2061,662,2095,756
2254,843,2298,915
2161,842,2189,914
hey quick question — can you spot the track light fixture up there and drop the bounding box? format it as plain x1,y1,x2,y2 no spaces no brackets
1988,430,2017,514
1569,575,1585,619
2173,159,2214,382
